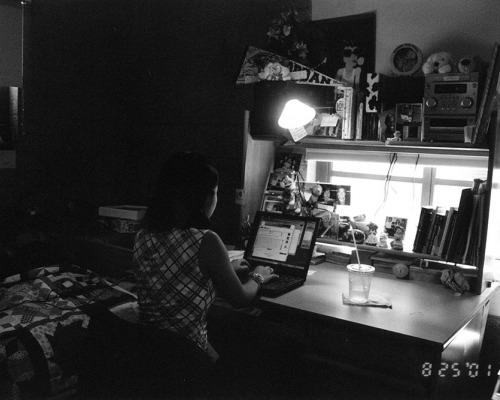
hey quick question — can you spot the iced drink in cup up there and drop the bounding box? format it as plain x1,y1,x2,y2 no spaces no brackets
347,264,375,303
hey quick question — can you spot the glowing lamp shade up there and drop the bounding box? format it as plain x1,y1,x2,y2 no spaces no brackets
278,99,316,129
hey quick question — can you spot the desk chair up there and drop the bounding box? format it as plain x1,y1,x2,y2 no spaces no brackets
77,308,217,399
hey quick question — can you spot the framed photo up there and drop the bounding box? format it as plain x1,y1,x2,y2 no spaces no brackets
474,42,500,144
262,197,284,213
396,103,422,141
309,107,339,137
384,216,408,239
301,182,351,206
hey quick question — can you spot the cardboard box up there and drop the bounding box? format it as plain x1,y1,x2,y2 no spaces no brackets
98,205,147,221
110,218,142,233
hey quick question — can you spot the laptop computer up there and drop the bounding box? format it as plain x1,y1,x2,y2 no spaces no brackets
244,211,321,297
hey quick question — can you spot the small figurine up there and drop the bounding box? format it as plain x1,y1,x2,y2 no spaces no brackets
390,225,405,250
385,113,396,139
365,222,378,246
377,232,389,248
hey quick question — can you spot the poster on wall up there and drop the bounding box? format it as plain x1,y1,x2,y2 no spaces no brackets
300,12,377,91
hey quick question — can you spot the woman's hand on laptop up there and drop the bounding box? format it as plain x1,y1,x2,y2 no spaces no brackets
231,259,250,281
253,265,279,283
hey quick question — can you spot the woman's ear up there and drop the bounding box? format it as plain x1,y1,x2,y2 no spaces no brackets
356,56,365,66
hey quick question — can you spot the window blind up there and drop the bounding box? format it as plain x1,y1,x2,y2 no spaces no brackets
305,148,488,169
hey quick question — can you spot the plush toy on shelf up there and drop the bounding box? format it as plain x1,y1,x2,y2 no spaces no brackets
421,52,454,75
457,55,480,74
280,174,301,214
306,183,323,210
258,61,292,81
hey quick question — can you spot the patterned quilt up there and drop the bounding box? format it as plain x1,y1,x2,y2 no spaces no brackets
0,265,136,400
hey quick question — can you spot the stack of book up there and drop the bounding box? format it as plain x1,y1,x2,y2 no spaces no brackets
412,182,486,265
413,205,457,259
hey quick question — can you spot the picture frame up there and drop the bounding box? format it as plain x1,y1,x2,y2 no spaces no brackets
396,103,423,141
262,196,284,213
301,182,351,206
309,107,339,137
474,42,499,144
384,216,408,239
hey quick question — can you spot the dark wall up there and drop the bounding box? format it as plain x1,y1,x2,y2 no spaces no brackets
4,0,311,244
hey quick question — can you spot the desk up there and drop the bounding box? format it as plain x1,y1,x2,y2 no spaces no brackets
258,262,499,399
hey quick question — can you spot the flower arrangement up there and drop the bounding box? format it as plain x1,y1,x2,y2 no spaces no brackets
266,8,310,65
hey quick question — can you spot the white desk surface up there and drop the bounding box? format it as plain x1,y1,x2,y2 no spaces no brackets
260,262,499,350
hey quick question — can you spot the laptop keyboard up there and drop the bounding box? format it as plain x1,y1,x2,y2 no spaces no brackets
263,274,302,290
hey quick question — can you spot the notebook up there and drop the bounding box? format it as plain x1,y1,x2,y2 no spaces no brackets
244,211,321,297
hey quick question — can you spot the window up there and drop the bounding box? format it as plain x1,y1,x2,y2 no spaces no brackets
305,149,488,244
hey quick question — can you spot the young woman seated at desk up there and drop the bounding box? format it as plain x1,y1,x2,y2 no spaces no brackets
133,151,279,395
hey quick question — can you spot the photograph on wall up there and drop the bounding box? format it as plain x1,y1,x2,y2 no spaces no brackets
300,182,351,206
396,103,422,141
384,216,408,238
300,12,376,91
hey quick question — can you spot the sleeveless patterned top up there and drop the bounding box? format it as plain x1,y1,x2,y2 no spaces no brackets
133,228,216,352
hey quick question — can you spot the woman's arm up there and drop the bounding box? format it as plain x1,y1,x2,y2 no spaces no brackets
199,230,276,308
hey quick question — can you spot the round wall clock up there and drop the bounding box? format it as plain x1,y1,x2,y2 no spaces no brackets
390,43,423,76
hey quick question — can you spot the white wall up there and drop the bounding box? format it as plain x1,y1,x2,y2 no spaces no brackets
312,0,500,75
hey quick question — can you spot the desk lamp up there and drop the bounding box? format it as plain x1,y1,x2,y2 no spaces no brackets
278,99,315,129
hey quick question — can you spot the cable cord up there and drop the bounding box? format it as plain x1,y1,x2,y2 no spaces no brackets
375,153,397,218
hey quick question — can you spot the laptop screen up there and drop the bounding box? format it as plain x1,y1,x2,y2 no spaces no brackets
245,212,320,272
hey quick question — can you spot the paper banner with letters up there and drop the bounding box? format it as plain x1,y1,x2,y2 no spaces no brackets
235,45,343,87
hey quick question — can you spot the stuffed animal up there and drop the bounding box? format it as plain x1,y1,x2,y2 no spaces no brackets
422,52,454,75
280,174,301,214
306,184,323,210
458,56,480,74
258,61,292,81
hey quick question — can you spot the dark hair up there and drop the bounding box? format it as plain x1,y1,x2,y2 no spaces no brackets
143,151,218,232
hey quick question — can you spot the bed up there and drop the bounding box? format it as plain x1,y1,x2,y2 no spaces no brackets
0,264,137,400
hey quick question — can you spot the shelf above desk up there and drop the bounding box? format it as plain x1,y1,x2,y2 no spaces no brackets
316,238,442,261
285,137,489,158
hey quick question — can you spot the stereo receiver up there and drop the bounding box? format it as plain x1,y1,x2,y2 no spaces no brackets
422,72,479,142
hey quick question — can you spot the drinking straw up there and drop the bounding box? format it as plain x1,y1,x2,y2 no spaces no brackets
351,223,362,270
